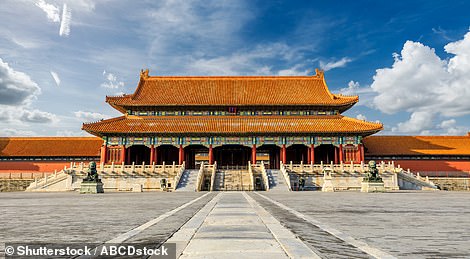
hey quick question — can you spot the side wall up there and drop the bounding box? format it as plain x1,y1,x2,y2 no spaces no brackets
0,160,98,174
366,159,470,176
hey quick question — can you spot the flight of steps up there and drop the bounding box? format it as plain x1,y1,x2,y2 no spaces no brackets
175,169,199,192
267,169,290,192
212,171,225,191
213,170,252,191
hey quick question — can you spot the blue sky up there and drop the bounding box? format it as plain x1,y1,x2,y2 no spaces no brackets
1,0,470,136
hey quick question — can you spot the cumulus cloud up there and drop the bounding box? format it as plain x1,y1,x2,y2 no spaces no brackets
74,110,109,122
319,57,352,71
35,0,60,22
356,114,367,121
0,58,58,125
59,3,71,37
391,111,434,134
50,71,60,86
0,128,36,137
370,30,470,134
339,80,375,106
101,71,124,89
0,58,41,106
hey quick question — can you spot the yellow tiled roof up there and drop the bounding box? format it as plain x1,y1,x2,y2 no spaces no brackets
82,115,383,137
363,135,470,156
106,71,358,112
0,137,102,157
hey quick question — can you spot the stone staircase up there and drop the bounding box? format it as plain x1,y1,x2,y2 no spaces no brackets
267,169,290,192
175,169,199,192
213,170,253,191
212,171,225,191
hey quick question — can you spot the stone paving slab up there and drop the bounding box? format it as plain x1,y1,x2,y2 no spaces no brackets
0,191,207,252
176,192,319,259
261,191,470,258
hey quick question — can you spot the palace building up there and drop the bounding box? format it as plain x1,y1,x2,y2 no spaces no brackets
81,69,383,169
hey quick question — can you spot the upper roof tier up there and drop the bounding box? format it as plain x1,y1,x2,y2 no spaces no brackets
106,69,358,113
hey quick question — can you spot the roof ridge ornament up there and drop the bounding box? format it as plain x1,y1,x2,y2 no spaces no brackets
315,68,324,79
140,69,149,79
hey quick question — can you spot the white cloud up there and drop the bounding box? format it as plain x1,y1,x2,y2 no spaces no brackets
339,80,375,106
437,119,468,136
101,71,124,89
0,58,41,106
356,114,367,121
50,71,60,86
74,110,109,122
0,58,58,124
391,111,434,134
35,0,60,23
370,30,470,134
59,3,72,37
277,64,310,76
319,57,352,71
20,109,57,123
0,128,36,136
187,43,303,75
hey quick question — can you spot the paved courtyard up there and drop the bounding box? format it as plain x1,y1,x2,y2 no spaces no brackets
1,191,469,258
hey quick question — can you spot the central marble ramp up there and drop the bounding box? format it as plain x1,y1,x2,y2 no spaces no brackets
167,192,318,259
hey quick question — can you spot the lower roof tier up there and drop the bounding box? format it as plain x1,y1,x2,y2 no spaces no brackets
82,115,383,137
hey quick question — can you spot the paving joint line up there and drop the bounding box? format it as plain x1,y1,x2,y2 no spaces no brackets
77,192,213,259
164,192,222,258
242,192,321,259
254,192,397,259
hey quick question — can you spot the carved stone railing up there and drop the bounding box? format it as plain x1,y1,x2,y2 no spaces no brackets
173,161,185,191
196,162,205,192
279,162,292,191
251,161,269,191
210,162,217,191
248,161,255,190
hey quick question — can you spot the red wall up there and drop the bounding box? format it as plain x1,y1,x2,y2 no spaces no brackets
375,159,470,177
0,161,97,173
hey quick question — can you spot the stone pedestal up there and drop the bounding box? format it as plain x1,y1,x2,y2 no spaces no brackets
322,176,335,192
80,182,104,194
361,181,385,193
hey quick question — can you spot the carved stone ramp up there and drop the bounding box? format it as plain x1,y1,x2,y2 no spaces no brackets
166,192,320,259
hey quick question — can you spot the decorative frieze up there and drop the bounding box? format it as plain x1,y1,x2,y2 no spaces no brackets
105,135,363,146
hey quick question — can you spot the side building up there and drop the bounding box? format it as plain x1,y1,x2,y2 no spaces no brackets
0,137,101,177
81,69,383,169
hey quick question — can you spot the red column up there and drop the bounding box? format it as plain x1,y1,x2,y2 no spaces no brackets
100,145,107,164
334,146,338,164
208,144,213,165
179,145,184,165
307,148,311,164
310,144,315,164
126,147,131,164
149,145,155,164
281,144,286,164
339,144,343,163
252,144,257,164
120,145,126,164
154,146,158,164
359,143,365,163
